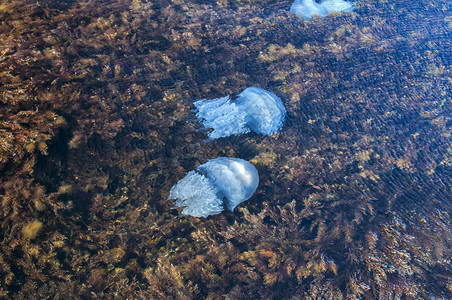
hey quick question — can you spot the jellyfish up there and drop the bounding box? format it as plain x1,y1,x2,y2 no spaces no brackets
194,87,286,139
167,157,259,217
290,0,354,19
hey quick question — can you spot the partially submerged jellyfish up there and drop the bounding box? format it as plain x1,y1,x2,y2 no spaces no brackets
167,157,259,218
195,87,286,139
290,0,354,19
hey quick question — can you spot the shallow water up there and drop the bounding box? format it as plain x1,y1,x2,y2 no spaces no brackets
0,0,450,299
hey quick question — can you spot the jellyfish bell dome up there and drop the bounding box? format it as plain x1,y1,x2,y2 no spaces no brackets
236,87,286,136
194,87,286,139
168,157,259,217
197,157,259,211
320,0,354,13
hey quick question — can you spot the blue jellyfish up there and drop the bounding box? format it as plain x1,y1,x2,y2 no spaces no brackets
290,0,354,19
167,157,259,217
195,87,286,139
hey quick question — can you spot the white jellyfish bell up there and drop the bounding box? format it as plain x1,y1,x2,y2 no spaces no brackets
167,157,259,218
194,87,286,139
290,0,354,19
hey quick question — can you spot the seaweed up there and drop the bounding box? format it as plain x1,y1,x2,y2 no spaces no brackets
0,0,450,298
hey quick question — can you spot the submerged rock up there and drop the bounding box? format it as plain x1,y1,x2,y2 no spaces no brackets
195,87,286,139
168,157,259,217
290,0,354,19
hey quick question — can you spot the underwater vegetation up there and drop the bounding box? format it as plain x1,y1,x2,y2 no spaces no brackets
0,0,450,299
168,157,259,217
195,87,286,139
290,0,354,19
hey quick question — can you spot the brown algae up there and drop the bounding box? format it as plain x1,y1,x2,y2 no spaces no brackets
0,0,450,299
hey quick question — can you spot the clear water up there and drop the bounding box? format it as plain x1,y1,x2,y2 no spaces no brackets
0,0,450,298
